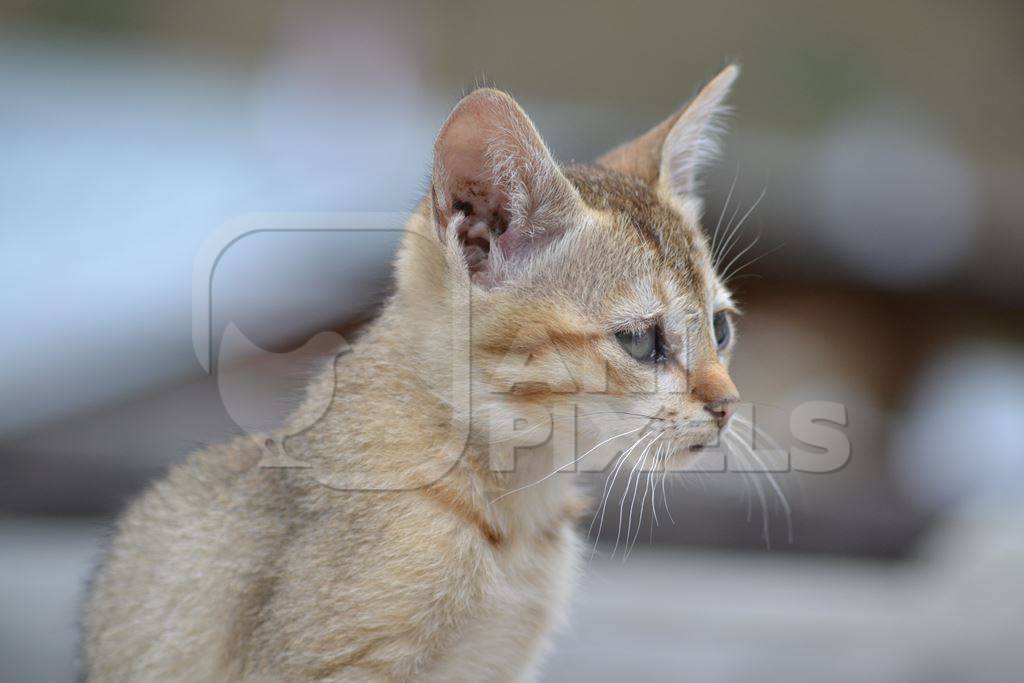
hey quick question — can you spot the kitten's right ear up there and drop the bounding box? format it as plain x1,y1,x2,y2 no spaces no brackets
431,88,581,287
598,64,739,197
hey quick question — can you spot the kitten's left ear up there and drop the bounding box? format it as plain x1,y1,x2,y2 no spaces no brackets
598,64,739,197
431,88,581,286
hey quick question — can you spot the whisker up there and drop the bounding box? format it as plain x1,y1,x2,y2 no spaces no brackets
659,438,676,525
727,422,793,543
735,415,809,505
649,441,665,529
723,273,764,284
648,443,664,544
627,446,659,558
532,410,654,426
589,431,656,560
714,196,745,267
733,400,788,411
722,242,787,284
744,472,753,522
490,426,643,504
715,186,767,270
742,455,771,548
578,411,666,422
721,429,753,522
613,435,659,558
719,231,761,282
621,452,649,560
724,432,778,548
590,431,651,531
484,408,661,459
711,165,740,262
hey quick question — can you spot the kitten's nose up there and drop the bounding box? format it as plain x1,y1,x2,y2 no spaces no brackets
691,361,739,430
704,399,736,429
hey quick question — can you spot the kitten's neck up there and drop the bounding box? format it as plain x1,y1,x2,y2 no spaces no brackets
484,437,583,542
354,301,582,541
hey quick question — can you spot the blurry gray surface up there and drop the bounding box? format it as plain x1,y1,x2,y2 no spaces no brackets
2,509,1021,683
546,515,1024,683
0,518,106,683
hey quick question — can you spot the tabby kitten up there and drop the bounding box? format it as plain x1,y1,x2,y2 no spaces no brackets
83,65,742,682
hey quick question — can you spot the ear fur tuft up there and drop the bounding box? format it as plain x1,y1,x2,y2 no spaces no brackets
598,64,739,196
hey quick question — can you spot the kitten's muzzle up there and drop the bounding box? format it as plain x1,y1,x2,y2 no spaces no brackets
704,398,737,430
690,360,739,430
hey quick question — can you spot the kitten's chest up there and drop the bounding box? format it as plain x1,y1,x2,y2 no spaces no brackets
426,525,582,682
488,524,581,615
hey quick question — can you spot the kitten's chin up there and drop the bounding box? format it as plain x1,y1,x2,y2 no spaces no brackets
663,443,716,472
660,426,725,468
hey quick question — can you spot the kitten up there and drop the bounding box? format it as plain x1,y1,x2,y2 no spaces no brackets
82,65,742,682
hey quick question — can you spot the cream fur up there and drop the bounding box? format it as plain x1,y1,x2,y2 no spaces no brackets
82,68,741,682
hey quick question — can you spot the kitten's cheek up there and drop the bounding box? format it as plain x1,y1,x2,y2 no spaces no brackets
657,406,680,421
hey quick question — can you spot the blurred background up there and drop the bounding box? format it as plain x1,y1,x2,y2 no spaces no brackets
2,1,1023,681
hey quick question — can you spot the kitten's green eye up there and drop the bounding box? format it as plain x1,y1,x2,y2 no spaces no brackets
713,311,732,350
615,325,665,363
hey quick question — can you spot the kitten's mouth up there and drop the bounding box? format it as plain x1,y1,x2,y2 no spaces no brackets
688,444,705,453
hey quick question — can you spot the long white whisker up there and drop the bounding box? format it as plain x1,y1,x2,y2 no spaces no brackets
715,187,767,269
722,242,786,284
726,433,771,549
648,443,664,544
649,441,664,529
660,437,676,524
621,451,650,560
716,187,765,266
726,433,755,523
612,437,657,557
589,431,656,560
589,431,652,537
613,434,659,558
627,447,659,558
744,467,753,522
714,197,745,267
719,231,761,282
711,166,740,261
491,426,643,504
736,413,809,506
728,427,793,544
732,414,789,457
577,411,667,421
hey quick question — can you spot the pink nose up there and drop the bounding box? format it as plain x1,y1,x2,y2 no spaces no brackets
704,399,736,430
691,361,739,430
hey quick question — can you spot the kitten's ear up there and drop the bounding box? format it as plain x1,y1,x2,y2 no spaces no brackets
598,64,739,197
431,88,581,286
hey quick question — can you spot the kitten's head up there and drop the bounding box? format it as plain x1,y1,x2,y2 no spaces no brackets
402,66,741,467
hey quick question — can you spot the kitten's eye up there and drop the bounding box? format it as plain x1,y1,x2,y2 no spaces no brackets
713,311,732,350
615,325,665,363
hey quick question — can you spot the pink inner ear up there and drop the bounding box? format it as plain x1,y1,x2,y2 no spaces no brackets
432,97,516,278
448,185,509,277
432,88,579,284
